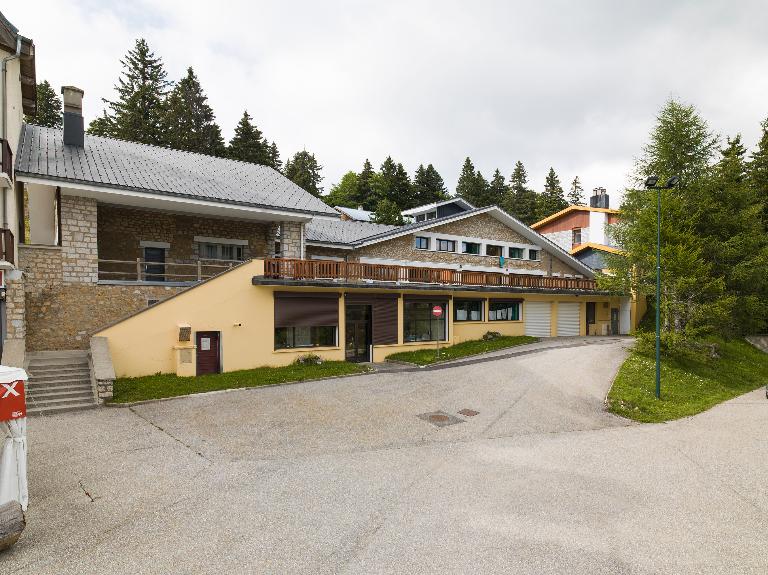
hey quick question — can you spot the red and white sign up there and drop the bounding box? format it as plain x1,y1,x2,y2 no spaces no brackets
432,305,443,318
0,379,25,421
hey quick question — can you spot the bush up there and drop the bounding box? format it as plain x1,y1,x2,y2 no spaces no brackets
482,331,503,341
294,353,323,366
634,330,717,363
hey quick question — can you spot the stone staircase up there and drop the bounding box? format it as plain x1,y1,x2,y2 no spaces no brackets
25,351,97,416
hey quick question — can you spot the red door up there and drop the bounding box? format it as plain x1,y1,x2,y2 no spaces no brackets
196,331,221,375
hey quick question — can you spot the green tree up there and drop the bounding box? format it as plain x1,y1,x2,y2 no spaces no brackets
372,157,413,210
456,157,490,207
227,110,270,165
568,176,584,205
284,150,323,196
354,159,376,210
87,39,171,145
411,164,449,206
504,161,539,224
749,117,768,226
371,198,405,225
25,80,62,128
161,67,226,156
537,167,568,218
325,171,359,207
267,141,282,172
487,169,508,207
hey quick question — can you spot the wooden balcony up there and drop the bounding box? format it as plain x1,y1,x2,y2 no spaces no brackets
263,258,598,291
0,139,11,181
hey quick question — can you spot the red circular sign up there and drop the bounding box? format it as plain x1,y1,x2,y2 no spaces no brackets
432,305,443,318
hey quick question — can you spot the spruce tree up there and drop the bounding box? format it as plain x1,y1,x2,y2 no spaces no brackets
487,169,508,207
87,39,171,145
411,164,449,206
25,80,62,128
161,67,226,156
538,168,569,218
227,110,269,165
505,161,539,224
267,141,282,172
456,157,489,207
354,159,376,210
284,150,323,197
371,198,405,225
568,176,585,205
371,157,413,210
749,117,768,226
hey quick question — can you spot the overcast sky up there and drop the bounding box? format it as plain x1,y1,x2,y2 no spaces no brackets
9,1,768,206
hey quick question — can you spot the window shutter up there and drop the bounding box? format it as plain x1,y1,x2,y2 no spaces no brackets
373,298,398,344
274,292,340,327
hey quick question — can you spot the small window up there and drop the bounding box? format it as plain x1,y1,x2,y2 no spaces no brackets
485,244,503,257
509,247,524,259
416,214,426,222
414,236,430,250
489,301,521,321
461,241,480,255
528,249,540,261
454,299,483,322
200,242,245,261
426,212,437,220
436,239,456,252
146,299,160,307
274,326,337,349
572,228,582,246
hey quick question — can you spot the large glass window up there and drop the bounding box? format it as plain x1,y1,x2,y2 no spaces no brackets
489,301,520,321
404,301,447,342
454,299,483,322
509,247,524,259
199,242,245,261
461,241,480,255
414,236,430,250
274,326,337,349
436,239,456,252
486,244,503,257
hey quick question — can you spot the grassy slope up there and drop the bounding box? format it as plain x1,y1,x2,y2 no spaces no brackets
111,361,369,404
386,335,538,366
606,338,768,423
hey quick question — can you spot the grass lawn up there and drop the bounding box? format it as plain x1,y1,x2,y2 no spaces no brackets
386,335,538,366
606,338,768,423
110,361,370,404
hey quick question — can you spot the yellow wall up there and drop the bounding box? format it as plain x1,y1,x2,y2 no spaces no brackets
97,261,624,377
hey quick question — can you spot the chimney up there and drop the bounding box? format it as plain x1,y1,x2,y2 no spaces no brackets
61,86,85,147
589,187,609,209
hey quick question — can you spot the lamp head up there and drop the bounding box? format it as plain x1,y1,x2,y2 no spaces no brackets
665,176,680,188
645,175,659,188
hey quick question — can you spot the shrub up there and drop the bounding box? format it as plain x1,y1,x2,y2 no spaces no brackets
294,353,323,366
482,331,503,341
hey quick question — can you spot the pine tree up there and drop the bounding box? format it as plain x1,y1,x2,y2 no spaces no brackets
411,164,449,206
87,39,171,145
487,169,508,207
568,176,584,205
456,157,489,207
284,150,323,197
371,198,405,225
538,167,568,218
354,159,376,210
267,141,282,172
325,171,359,208
227,110,270,165
161,67,226,156
372,157,413,210
749,117,768,226
25,80,62,128
504,161,539,224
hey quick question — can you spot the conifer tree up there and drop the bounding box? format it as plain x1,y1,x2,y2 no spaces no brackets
25,80,62,128
537,167,568,218
227,110,270,165
267,141,282,172
749,117,768,226
372,157,413,210
161,67,226,156
456,157,489,207
568,176,585,205
411,164,449,206
504,161,539,224
487,169,508,207
355,159,376,210
87,39,171,145
371,198,405,225
284,150,323,197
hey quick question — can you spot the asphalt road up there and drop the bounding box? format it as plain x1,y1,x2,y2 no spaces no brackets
3,337,767,574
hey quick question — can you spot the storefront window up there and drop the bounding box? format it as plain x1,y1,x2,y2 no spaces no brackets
488,301,520,321
274,326,337,349
454,299,483,321
403,301,447,342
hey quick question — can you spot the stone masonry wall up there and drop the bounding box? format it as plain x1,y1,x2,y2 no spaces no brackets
353,213,583,276
61,195,98,284
280,221,304,258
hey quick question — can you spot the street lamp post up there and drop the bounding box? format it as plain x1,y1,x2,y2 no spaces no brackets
644,175,679,399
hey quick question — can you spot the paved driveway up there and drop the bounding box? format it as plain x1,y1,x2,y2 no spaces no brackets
3,337,768,574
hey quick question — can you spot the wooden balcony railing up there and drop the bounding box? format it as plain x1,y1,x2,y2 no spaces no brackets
264,258,598,291
98,258,238,283
0,229,14,265
0,139,11,180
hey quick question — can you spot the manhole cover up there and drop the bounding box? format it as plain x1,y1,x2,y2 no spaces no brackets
458,409,479,417
417,411,465,427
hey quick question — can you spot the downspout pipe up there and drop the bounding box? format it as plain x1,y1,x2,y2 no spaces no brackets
1,36,22,229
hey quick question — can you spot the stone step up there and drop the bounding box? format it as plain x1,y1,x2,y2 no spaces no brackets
28,374,91,386
27,389,94,401
27,350,89,359
26,403,97,416
27,357,89,368
24,395,96,409
28,365,90,375
25,383,92,394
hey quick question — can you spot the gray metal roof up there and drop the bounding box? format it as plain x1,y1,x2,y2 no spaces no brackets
305,218,397,245
15,124,338,217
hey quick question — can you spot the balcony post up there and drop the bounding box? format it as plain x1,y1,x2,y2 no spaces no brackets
197,260,202,281
136,258,142,282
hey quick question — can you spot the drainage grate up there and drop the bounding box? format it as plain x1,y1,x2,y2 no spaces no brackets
458,409,479,417
417,411,465,427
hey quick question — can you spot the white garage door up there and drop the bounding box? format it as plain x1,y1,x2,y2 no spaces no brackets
525,301,552,337
557,302,581,336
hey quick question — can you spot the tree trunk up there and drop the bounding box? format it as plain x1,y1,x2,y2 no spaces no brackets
0,501,25,551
